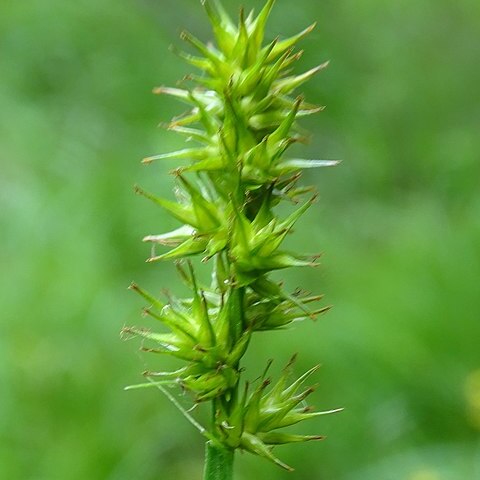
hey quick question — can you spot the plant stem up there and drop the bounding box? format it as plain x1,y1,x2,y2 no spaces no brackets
203,442,234,480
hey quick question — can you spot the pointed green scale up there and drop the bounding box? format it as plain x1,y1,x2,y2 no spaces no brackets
278,49,304,71
223,89,257,154
134,185,198,228
221,383,249,447
259,397,313,432
179,51,216,74
147,236,209,262
274,62,329,95
249,219,278,252
261,358,292,405
250,188,274,230
267,97,302,150
177,175,221,231
183,371,226,395
263,22,317,62
142,346,207,363
127,325,206,362
237,38,277,95
258,385,319,431
281,364,321,399
187,91,221,135
205,230,228,258
124,379,179,391
211,251,228,292
240,432,293,471
255,310,302,330
143,225,195,246
141,307,198,344
202,0,238,57
277,385,317,415
180,30,227,75
144,367,189,379
230,201,254,257
128,283,165,311
274,158,340,174
257,432,324,445
220,91,242,156
243,380,270,432
226,331,250,365
275,407,343,429
248,0,275,58
190,74,224,91
188,262,216,347
244,138,270,173
248,108,296,131
231,7,251,68
122,326,179,346
227,287,245,343
255,196,315,256
213,298,232,351
153,86,191,102
167,126,213,145
237,252,313,278
255,47,294,98
178,156,226,173
248,91,276,115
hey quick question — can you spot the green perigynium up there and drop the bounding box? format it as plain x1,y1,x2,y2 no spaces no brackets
124,0,341,475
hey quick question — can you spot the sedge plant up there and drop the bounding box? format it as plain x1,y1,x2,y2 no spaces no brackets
123,1,341,478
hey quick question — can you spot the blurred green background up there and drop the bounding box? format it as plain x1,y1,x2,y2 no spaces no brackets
1,0,479,478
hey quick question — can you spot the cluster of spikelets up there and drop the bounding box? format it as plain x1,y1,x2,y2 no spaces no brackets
124,0,340,471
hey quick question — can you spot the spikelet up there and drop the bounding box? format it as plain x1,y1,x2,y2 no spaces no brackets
125,0,340,471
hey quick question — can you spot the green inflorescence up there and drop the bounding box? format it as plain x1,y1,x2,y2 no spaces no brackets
124,0,341,473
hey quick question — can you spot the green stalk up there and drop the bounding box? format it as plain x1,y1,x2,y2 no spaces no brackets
203,442,234,480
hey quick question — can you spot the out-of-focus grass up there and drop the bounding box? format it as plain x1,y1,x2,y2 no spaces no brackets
1,0,479,479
